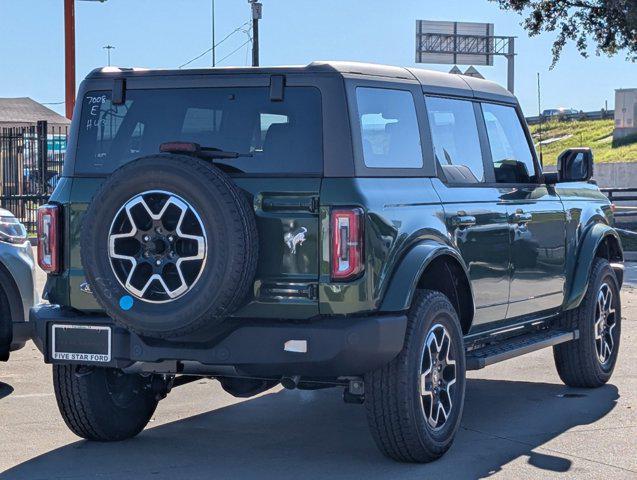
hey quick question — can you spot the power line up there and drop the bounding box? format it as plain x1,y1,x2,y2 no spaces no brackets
179,20,250,69
217,37,252,66
240,22,253,66
41,101,65,105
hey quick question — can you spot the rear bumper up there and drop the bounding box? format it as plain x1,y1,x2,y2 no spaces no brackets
30,304,407,377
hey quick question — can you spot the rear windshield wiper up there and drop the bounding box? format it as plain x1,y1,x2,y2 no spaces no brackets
160,142,252,159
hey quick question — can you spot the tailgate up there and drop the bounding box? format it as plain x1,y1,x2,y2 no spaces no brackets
228,177,321,319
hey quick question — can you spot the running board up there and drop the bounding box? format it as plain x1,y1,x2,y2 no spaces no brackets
466,329,579,370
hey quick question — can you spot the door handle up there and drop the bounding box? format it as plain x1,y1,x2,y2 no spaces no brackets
512,210,533,224
452,214,476,228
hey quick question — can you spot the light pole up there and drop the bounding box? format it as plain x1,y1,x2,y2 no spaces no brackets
64,0,107,119
103,45,115,66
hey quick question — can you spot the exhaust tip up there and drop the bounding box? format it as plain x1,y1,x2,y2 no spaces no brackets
281,375,300,390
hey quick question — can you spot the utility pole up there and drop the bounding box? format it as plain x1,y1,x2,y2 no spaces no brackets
64,0,108,120
211,0,216,67
64,0,75,119
537,72,542,118
103,45,115,66
249,0,262,67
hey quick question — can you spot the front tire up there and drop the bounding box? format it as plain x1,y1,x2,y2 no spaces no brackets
365,289,466,463
553,257,621,388
53,365,159,441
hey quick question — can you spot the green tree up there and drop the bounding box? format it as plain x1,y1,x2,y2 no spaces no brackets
490,0,637,66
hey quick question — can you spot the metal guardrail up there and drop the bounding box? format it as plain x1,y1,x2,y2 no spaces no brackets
602,187,637,200
600,188,637,252
601,187,637,221
526,110,614,125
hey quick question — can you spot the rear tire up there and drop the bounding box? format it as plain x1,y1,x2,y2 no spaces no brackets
553,258,621,388
364,289,466,462
53,365,159,441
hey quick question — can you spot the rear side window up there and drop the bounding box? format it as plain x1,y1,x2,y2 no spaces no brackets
425,97,484,184
75,87,322,175
481,103,537,184
355,87,423,169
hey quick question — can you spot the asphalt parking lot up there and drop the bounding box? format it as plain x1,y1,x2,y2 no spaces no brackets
0,265,636,479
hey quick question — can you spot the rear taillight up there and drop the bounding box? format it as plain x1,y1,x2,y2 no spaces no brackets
331,208,364,281
37,204,59,273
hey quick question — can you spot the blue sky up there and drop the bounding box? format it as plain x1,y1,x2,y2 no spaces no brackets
1,0,635,116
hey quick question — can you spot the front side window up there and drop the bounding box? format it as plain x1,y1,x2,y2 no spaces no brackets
257,113,289,149
482,103,537,184
355,87,423,169
425,96,484,183
76,87,322,175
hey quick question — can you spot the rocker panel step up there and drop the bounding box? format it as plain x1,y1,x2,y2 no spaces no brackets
466,329,579,370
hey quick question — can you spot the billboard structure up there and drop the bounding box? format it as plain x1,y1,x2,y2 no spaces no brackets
416,20,516,93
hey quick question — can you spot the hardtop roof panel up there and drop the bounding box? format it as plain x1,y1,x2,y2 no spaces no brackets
406,68,474,98
85,61,516,103
459,75,516,103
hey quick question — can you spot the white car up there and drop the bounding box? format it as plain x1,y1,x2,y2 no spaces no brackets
0,209,37,362
542,107,578,117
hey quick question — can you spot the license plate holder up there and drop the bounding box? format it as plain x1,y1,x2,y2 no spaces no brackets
51,324,112,363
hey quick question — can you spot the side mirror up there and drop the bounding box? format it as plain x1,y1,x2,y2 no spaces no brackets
543,172,559,185
557,148,594,182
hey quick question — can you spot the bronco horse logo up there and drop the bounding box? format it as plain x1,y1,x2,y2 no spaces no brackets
284,227,308,254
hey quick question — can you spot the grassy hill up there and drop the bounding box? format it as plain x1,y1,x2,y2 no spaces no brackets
528,118,637,165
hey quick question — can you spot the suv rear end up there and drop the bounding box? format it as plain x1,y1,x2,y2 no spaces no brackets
45,68,328,314
32,65,407,380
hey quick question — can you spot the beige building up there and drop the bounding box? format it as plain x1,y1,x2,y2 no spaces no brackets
0,97,70,129
0,98,69,200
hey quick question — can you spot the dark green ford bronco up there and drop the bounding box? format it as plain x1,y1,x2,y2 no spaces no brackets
32,62,623,462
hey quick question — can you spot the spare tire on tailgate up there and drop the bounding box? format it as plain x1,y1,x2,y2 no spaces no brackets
80,154,258,338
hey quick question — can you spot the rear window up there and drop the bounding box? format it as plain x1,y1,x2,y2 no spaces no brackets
75,87,323,175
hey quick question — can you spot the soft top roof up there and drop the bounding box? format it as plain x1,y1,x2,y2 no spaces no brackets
86,61,515,103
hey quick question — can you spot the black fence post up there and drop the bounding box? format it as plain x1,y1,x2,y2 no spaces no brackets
36,120,48,195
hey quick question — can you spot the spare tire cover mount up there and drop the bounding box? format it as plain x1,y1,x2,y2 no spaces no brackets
81,154,259,338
